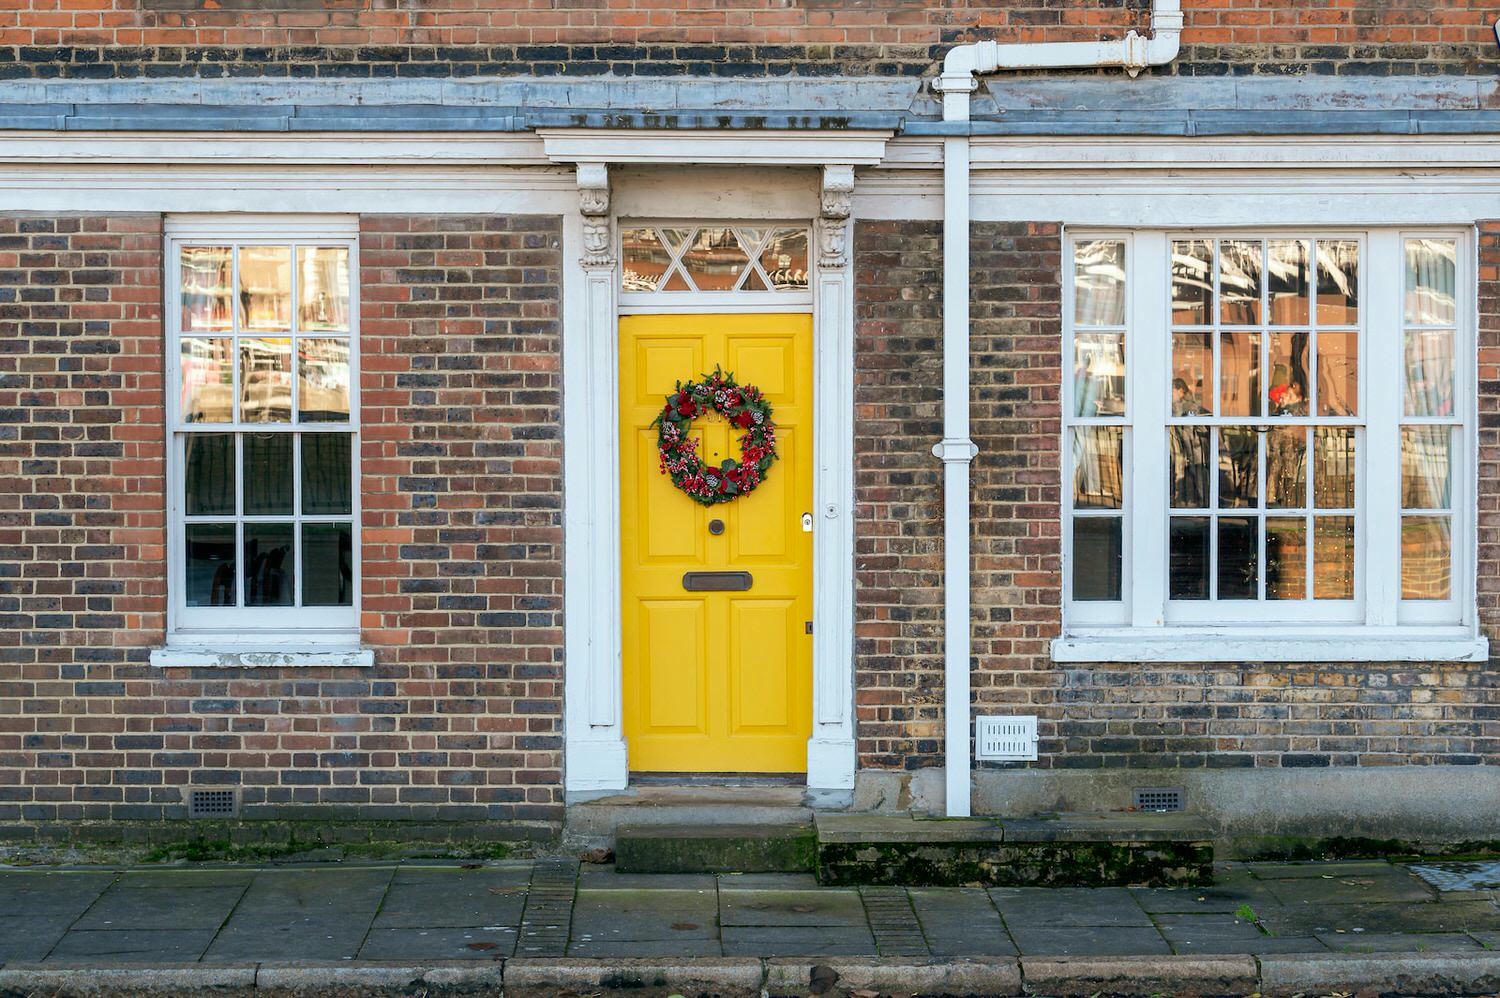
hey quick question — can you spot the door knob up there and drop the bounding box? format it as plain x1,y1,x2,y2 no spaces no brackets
708,518,725,535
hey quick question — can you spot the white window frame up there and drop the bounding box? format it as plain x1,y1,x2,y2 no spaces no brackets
160,215,363,653
1056,227,1486,663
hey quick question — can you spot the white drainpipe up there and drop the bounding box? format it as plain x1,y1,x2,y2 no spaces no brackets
931,0,1184,818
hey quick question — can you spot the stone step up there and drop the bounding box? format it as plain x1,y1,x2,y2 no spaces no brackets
815,812,1215,888
563,785,819,849
614,822,817,874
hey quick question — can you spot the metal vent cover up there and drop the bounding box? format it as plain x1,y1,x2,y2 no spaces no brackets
975,715,1038,761
1133,787,1185,813
186,788,239,819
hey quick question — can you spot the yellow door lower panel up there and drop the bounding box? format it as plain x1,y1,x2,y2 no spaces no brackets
620,313,814,773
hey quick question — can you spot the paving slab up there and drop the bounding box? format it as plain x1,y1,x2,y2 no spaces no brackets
1130,871,1285,914
1258,899,1500,937
720,924,876,956
1004,923,1172,957
0,870,119,921
989,887,1154,927
204,867,392,961
0,916,70,962
1409,860,1500,892
1316,930,1484,953
572,888,719,942
719,888,866,928
1154,912,1327,955
72,882,247,931
373,867,528,928
716,872,819,890
116,868,257,889
578,866,716,891
46,928,218,962
908,888,1017,956
1262,870,1436,905
568,937,725,957
1250,860,1396,879
358,925,518,960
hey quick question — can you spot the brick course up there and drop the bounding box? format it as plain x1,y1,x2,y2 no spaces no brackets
853,218,1500,774
0,212,566,836
0,1,1492,79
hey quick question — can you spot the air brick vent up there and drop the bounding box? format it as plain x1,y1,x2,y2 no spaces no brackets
187,788,239,819
1133,787,1185,813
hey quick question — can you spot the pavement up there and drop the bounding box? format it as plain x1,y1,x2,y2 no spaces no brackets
1,857,1499,995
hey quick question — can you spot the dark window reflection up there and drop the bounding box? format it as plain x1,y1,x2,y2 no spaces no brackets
303,523,354,606
1217,517,1259,600
185,523,236,607
302,434,353,515
244,433,293,516
1169,517,1209,600
185,434,235,516
1169,426,1210,509
244,524,293,607
1072,517,1122,601
1218,427,1259,509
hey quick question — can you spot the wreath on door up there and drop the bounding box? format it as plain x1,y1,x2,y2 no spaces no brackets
652,366,778,506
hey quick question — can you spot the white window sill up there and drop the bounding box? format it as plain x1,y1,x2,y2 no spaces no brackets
150,645,373,668
1052,627,1489,663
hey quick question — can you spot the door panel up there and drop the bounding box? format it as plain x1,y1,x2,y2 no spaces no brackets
620,312,813,774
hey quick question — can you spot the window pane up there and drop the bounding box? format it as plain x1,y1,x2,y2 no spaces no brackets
243,432,293,516
298,337,351,423
1072,517,1122,601
1313,515,1355,599
1404,329,1455,418
297,246,350,331
1266,517,1308,600
1169,517,1210,600
180,338,234,424
1316,330,1358,417
1316,240,1359,325
180,246,233,333
1171,239,1213,326
1401,427,1451,510
1219,239,1262,325
1312,428,1355,509
1074,239,1126,326
1405,238,1456,326
302,434,353,515
1168,426,1210,509
244,523,294,607
1217,517,1259,600
621,227,671,292
1267,239,1310,325
1268,331,1310,416
759,228,809,291
1401,515,1451,601
1266,426,1307,509
240,338,293,423
1217,427,1259,509
679,227,749,291
1219,331,1261,417
239,245,291,331
1072,332,1126,418
184,434,235,516
303,523,354,607
1072,427,1123,510
1171,332,1211,415
185,523,236,607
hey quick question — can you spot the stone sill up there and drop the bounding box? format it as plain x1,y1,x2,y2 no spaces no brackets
1052,629,1489,664
150,645,373,668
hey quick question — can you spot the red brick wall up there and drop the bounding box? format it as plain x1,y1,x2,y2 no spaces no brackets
3,0,1491,78
0,213,167,828
0,212,566,840
853,218,1500,774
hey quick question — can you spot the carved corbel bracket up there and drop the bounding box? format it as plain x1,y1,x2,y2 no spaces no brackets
818,164,855,270
577,162,613,269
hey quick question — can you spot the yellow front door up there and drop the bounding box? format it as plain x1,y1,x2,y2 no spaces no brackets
620,312,814,773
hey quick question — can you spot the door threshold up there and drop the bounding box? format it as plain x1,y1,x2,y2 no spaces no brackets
630,772,807,788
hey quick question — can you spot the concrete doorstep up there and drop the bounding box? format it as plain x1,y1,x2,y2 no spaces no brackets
3,954,1500,997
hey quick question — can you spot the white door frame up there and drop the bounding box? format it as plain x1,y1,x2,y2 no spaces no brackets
561,162,861,793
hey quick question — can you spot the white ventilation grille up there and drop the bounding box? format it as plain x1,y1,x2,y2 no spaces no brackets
975,715,1038,761
187,788,239,819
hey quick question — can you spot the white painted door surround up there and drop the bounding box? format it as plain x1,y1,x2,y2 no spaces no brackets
556,139,890,794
